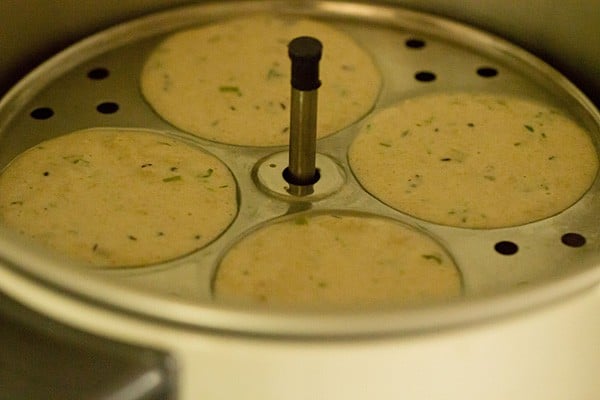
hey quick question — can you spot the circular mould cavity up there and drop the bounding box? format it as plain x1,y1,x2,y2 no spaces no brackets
0,128,238,267
30,107,54,120
348,92,599,228
561,232,586,248
140,15,382,146
213,211,462,309
253,151,345,200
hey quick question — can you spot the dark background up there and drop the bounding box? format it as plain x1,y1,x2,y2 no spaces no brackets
0,0,599,107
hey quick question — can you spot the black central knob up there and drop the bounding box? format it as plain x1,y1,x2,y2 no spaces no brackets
288,36,323,91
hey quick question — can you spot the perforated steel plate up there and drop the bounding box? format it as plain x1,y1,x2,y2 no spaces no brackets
0,1,599,336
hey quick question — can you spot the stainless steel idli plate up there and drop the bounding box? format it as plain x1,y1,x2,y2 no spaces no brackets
0,0,599,336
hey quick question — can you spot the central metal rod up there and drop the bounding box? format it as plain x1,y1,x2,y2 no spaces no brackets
286,36,322,195
289,88,318,184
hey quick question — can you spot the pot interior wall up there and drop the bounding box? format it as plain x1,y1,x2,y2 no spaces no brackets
1,0,599,107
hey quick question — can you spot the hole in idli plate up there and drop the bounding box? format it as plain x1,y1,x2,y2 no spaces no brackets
415,71,436,82
476,66,498,78
87,67,110,80
494,240,519,255
561,232,586,248
405,38,426,49
96,102,119,114
30,107,54,120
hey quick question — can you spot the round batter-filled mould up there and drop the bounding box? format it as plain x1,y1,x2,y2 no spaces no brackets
348,92,599,229
212,211,463,310
0,127,239,268
139,14,383,146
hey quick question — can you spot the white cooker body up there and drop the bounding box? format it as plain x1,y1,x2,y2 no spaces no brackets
1,262,598,400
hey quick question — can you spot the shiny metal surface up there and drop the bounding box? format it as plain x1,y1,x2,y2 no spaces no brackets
287,35,321,190
0,289,174,400
1,1,599,108
288,88,319,189
0,1,598,339
255,151,346,200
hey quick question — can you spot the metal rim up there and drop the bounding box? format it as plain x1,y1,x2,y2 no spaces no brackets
0,227,598,338
0,0,599,338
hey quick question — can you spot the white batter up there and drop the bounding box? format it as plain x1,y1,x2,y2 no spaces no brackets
0,128,237,267
349,93,599,228
214,213,462,309
140,15,382,146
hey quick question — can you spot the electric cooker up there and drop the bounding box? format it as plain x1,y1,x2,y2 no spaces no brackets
0,1,599,399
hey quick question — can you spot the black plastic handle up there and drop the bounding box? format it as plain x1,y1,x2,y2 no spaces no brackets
288,36,323,91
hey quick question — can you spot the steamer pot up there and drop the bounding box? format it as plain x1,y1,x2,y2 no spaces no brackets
0,1,599,399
